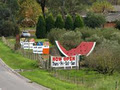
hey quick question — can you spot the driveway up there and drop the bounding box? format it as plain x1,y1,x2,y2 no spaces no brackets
0,59,49,90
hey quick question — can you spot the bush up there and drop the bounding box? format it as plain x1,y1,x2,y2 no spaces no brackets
85,34,105,45
85,40,120,74
115,20,120,30
46,13,55,33
65,14,73,30
74,14,84,29
84,12,106,28
2,21,15,37
75,27,101,39
59,30,83,50
36,15,46,38
110,32,120,44
55,14,64,29
47,28,67,44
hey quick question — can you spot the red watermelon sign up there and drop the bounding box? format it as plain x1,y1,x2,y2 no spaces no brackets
55,41,96,57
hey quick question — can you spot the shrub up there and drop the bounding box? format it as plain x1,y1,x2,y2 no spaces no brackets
110,32,120,44
84,12,106,28
36,15,46,38
75,27,101,39
85,40,120,74
47,28,67,44
115,20,120,30
74,14,84,29
46,13,55,33
85,34,105,45
2,21,15,37
60,30,83,50
55,14,64,29
65,14,73,30
101,28,119,39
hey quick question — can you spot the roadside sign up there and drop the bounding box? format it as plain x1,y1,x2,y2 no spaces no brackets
51,55,79,69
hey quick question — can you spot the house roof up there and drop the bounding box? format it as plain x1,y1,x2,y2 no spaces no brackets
106,13,120,22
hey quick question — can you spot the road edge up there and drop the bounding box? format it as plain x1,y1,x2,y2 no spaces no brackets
0,58,50,90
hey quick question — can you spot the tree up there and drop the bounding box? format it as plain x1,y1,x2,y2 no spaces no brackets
115,20,120,30
36,15,46,38
46,0,87,17
65,14,73,30
91,1,113,13
18,0,42,26
36,0,46,17
0,1,20,37
55,14,64,29
74,14,84,29
46,13,55,32
84,12,106,28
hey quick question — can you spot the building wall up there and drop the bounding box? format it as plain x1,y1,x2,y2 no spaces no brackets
104,22,116,28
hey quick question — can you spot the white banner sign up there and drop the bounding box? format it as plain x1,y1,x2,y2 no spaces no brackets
51,56,79,68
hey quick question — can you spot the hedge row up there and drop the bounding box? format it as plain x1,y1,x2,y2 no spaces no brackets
36,14,84,38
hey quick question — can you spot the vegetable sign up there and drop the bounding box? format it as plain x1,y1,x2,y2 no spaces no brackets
33,42,49,54
20,40,49,54
51,56,79,69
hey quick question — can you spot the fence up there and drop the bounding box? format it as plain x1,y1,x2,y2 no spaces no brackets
1,36,50,70
2,36,93,86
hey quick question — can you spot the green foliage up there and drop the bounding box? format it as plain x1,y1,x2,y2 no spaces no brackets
7,0,19,15
18,0,42,26
74,14,84,29
110,32,120,44
47,0,88,17
85,40,120,74
65,14,73,30
0,1,20,37
0,3,10,20
85,34,105,45
36,15,46,38
1,21,20,37
60,31,83,50
91,1,113,13
46,13,55,32
47,28,67,44
55,14,64,29
115,20,120,30
84,12,106,28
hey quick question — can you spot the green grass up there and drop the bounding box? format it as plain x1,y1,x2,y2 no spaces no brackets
1,40,120,90
0,41,38,69
20,69,88,90
20,69,120,90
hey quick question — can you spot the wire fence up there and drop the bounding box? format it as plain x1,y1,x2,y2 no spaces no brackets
1,37,120,89
1,36,50,70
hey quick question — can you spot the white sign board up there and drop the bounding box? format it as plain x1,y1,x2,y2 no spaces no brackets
20,42,34,49
33,46,43,54
51,56,79,69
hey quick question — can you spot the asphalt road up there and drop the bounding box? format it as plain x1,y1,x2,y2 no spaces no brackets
0,59,49,90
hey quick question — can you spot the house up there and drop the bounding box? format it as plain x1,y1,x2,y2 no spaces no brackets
104,5,120,28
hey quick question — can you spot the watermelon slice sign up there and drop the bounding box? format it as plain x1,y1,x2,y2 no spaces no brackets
55,41,96,57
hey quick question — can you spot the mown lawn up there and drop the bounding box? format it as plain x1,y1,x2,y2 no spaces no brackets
0,40,120,90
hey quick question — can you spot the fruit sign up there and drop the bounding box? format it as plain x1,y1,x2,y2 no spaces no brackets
51,56,79,69
33,42,49,54
55,41,96,57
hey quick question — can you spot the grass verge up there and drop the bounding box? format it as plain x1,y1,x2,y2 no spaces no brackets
0,41,38,69
0,40,120,90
